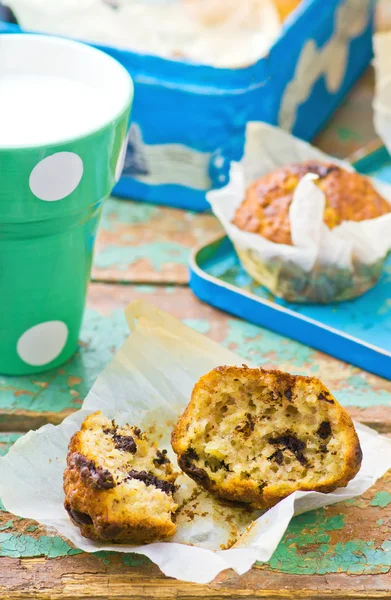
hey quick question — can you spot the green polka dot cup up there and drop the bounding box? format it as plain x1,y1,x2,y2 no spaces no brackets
0,34,133,375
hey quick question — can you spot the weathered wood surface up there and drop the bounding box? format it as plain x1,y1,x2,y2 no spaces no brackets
92,200,222,284
1,284,390,432
1,69,391,598
1,430,391,599
314,67,377,160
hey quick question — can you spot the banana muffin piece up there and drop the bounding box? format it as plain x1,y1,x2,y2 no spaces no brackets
172,366,362,509
64,411,177,543
232,161,391,245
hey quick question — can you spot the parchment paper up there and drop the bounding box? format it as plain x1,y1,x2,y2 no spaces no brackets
0,301,390,583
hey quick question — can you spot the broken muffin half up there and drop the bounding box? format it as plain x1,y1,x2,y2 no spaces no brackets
172,366,362,509
64,411,177,543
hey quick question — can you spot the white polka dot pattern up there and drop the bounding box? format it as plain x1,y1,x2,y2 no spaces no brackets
29,152,84,201
17,321,69,366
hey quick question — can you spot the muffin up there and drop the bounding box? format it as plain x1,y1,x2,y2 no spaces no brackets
172,366,362,509
233,161,391,246
64,411,178,543
225,159,391,303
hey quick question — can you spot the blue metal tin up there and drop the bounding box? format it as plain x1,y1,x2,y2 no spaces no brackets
189,146,391,380
0,0,375,211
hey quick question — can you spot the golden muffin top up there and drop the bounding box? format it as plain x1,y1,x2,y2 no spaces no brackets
232,161,391,246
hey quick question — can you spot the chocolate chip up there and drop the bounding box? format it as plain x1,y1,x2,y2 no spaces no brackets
220,460,231,471
268,449,284,465
259,482,267,493
153,449,170,466
305,162,339,178
284,389,293,402
317,421,332,440
319,444,328,453
318,392,334,404
112,434,137,454
127,469,176,495
184,447,199,461
178,449,210,488
103,427,137,454
235,413,255,437
268,433,308,466
181,462,211,488
65,503,93,526
132,427,142,439
73,454,115,490
355,444,363,465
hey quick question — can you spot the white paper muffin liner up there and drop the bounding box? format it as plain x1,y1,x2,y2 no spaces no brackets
208,122,391,303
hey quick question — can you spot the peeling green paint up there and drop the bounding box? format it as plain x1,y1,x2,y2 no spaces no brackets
94,551,112,566
182,319,211,335
82,550,149,567
2,306,388,415
134,285,157,295
223,319,314,369
336,127,361,142
344,498,356,506
94,242,189,272
0,520,13,531
0,433,22,456
336,375,391,408
219,318,391,408
371,492,391,508
25,525,38,532
99,198,159,232
121,552,150,567
0,533,82,558
264,509,391,575
323,514,345,531
0,505,387,575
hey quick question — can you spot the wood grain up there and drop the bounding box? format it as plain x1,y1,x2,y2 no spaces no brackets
0,556,390,599
315,67,378,159
1,284,390,433
1,465,390,598
1,68,390,598
1,558,391,599
92,199,222,285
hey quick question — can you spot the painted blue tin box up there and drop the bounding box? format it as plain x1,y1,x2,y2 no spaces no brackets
0,0,375,211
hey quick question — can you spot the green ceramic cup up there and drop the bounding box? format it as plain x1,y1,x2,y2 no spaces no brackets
0,34,133,375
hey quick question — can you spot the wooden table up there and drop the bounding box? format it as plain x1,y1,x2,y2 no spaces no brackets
2,67,391,599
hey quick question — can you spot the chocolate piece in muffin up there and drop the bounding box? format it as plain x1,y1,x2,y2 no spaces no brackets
172,366,362,509
232,160,391,245
64,411,177,543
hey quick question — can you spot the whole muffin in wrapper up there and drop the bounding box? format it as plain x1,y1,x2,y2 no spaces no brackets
208,123,391,303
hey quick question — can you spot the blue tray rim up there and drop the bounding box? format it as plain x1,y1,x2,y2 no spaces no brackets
189,234,391,380
189,235,391,359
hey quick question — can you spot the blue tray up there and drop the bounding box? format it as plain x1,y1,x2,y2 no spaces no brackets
189,145,391,380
